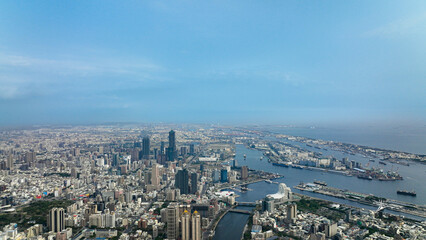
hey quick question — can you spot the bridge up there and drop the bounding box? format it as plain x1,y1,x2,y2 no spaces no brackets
228,186,253,193
229,209,251,214
237,202,257,207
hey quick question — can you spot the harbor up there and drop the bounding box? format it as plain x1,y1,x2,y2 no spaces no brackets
294,182,426,218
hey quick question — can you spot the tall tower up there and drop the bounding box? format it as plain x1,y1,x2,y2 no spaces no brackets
190,173,198,194
142,136,150,159
175,169,189,194
286,204,297,223
169,130,176,150
181,210,190,240
167,130,176,161
151,164,159,188
241,166,248,180
191,211,201,240
48,208,65,232
166,203,179,239
6,154,13,170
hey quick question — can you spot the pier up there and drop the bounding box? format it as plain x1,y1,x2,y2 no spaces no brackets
295,183,426,218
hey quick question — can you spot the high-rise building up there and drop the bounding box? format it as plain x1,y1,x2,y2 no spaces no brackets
325,223,337,237
181,210,190,240
72,148,80,157
180,146,187,156
6,154,13,170
169,130,176,150
189,144,195,155
151,164,159,188
220,169,228,183
190,173,198,194
131,148,140,162
167,130,176,161
262,197,274,213
48,208,65,233
160,141,165,154
112,154,119,167
212,170,220,183
287,204,297,223
71,168,77,178
142,137,150,159
166,203,179,239
25,151,36,163
191,211,201,240
175,169,189,194
233,158,238,168
241,166,248,180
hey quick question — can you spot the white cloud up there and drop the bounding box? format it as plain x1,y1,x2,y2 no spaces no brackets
363,13,426,38
0,53,166,99
0,54,162,76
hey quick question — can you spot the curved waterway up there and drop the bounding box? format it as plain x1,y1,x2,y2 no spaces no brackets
212,206,253,240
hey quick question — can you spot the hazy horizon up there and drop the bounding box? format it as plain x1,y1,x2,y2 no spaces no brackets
1,1,425,126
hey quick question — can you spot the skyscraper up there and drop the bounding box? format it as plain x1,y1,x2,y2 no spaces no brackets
189,144,195,155
287,203,297,223
166,203,179,239
181,210,190,240
142,136,150,159
220,169,228,183
175,169,189,194
48,208,65,233
6,154,13,170
151,163,159,188
191,211,201,240
160,141,165,154
262,197,274,213
241,166,248,180
190,172,198,194
169,130,176,150
212,170,220,183
25,151,36,163
167,130,176,161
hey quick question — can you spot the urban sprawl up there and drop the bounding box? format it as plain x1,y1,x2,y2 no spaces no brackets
0,125,425,240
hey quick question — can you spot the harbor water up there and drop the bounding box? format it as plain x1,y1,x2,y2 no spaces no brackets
214,144,426,239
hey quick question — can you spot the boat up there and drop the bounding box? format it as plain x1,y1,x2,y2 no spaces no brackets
260,156,263,160
265,180,273,184
272,162,289,168
369,159,375,162
379,161,387,165
397,190,416,196
357,175,373,180
314,180,327,186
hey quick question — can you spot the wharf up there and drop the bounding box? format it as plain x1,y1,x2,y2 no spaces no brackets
295,183,426,218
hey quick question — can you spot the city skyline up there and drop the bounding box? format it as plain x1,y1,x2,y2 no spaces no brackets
1,1,425,126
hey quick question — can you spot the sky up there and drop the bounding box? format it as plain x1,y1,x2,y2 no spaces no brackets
0,1,425,127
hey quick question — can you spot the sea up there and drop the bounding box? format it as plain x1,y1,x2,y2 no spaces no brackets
260,125,426,155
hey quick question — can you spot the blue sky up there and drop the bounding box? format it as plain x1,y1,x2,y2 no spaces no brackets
0,1,425,126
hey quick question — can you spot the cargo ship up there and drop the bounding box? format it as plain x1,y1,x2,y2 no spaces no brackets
314,180,327,186
357,175,373,180
272,162,289,168
397,190,416,196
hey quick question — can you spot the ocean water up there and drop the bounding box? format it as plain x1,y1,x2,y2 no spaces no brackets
261,125,426,155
